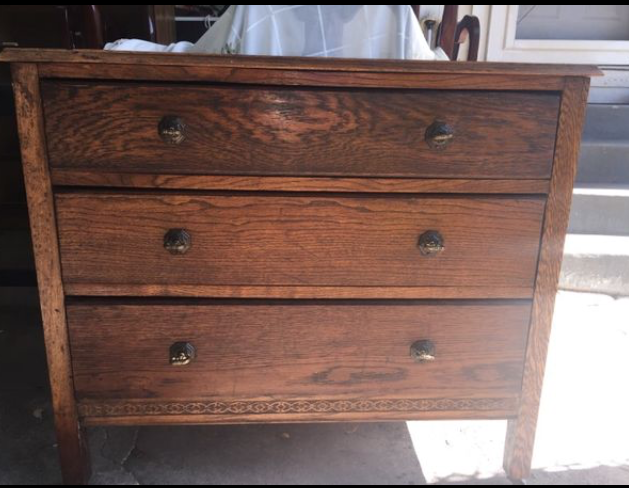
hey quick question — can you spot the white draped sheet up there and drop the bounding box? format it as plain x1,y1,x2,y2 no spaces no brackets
105,5,447,61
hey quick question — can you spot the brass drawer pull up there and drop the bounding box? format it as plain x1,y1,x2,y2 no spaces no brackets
169,342,196,366
425,120,454,149
158,115,187,145
418,230,445,256
410,340,436,363
164,228,192,255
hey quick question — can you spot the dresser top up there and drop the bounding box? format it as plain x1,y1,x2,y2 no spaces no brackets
0,48,601,78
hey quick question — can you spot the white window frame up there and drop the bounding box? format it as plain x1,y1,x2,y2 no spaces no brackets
483,5,629,65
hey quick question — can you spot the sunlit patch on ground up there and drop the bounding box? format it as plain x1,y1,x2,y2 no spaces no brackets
408,291,629,484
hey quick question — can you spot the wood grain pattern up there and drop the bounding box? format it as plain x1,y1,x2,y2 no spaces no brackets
41,83,560,179
36,63,570,90
61,283,537,300
503,77,591,482
67,301,531,402
0,48,602,77
10,64,90,485
50,170,552,194
55,193,546,296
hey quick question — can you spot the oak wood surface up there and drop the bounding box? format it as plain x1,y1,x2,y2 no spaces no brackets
55,193,546,296
41,82,560,179
503,77,591,482
67,301,531,404
36,64,571,90
0,48,602,78
50,171,552,194
62,284,538,300
10,63,90,485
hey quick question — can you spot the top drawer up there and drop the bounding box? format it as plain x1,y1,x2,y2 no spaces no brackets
41,82,560,179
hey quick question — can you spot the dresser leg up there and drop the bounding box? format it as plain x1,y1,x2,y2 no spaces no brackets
503,417,532,485
509,479,528,486
56,421,91,485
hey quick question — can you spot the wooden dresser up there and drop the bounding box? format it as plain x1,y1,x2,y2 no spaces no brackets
1,49,598,484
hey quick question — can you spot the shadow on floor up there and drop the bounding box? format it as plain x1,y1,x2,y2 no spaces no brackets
89,423,426,485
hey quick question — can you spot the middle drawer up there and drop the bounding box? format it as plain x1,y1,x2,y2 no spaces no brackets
55,193,545,299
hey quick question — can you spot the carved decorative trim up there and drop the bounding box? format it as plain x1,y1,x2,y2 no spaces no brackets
79,398,517,418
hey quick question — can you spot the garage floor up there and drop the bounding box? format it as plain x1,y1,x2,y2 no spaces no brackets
1,291,628,485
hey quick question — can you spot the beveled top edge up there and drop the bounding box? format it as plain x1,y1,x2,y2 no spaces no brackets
0,48,602,77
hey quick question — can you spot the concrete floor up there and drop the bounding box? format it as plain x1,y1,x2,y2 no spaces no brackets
1,291,628,485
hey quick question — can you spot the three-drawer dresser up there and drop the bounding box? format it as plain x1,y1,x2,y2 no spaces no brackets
1,49,598,484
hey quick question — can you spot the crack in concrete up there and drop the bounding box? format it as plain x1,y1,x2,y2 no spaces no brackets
120,428,141,485
98,427,141,485
119,428,139,467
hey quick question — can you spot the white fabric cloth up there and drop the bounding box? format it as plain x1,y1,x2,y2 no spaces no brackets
104,38,194,53
105,5,447,61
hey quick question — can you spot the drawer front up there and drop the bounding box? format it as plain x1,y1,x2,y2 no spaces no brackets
42,82,559,179
68,301,530,409
56,193,545,297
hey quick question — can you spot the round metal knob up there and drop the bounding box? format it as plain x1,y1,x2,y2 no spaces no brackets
410,340,436,363
169,342,196,366
418,230,445,256
425,120,454,150
158,115,187,145
163,228,191,255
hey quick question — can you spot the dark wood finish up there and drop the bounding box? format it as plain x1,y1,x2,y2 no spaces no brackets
55,193,545,296
61,283,540,301
10,63,90,485
36,64,572,90
2,50,596,484
453,15,481,62
503,77,591,482
61,283,541,301
0,49,603,77
74,5,104,49
67,300,531,406
151,5,176,45
42,83,560,179
49,171,552,194
411,5,480,61
438,5,458,59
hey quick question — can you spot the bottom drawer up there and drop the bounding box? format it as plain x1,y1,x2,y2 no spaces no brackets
68,301,531,423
